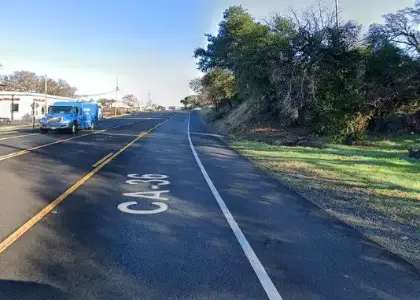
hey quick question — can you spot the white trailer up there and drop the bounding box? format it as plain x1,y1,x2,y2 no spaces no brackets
0,91,73,121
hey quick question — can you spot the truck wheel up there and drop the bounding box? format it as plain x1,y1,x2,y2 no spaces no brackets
70,123,77,134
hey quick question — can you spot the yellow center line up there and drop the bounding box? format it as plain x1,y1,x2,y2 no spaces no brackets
0,119,151,163
92,152,114,167
98,132,139,137
0,114,176,255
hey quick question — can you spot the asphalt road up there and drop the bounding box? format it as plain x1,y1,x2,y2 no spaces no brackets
0,111,418,300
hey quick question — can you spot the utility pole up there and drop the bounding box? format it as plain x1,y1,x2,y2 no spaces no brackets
11,94,14,121
32,102,35,129
44,75,48,115
335,0,339,28
115,78,119,116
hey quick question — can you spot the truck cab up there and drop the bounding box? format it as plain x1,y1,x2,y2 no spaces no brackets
39,102,99,134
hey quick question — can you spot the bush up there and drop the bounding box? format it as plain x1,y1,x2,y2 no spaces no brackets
21,113,33,122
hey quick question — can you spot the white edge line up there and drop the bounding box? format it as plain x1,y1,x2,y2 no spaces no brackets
187,112,283,300
0,133,38,141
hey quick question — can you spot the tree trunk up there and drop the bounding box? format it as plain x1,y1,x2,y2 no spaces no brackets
297,106,306,125
227,99,233,109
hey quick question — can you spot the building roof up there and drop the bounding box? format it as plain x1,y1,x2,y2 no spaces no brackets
0,91,74,101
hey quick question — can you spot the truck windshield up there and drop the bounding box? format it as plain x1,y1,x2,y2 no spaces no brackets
49,106,76,114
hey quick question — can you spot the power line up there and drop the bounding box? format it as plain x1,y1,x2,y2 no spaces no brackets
74,89,116,99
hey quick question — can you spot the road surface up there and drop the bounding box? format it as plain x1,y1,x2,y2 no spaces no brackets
0,111,418,300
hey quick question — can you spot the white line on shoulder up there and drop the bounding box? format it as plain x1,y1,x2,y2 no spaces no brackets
187,112,283,300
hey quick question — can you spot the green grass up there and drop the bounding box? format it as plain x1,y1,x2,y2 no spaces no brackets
230,134,420,228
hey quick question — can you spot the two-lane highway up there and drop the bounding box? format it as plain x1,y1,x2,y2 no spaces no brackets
0,111,419,300
0,115,164,159
0,113,171,246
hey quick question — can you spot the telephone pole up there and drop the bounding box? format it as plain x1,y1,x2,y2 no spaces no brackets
147,93,151,107
44,75,48,115
115,78,119,115
335,0,339,28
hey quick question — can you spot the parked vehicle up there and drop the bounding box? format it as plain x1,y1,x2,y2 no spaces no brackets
0,117,11,125
39,102,100,134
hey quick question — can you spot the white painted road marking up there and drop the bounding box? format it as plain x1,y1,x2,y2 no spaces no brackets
0,133,38,141
123,190,169,200
127,174,168,179
118,174,171,215
118,201,168,214
187,113,283,300
126,179,170,186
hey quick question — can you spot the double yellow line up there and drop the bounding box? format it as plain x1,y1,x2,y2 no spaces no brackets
0,120,141,163
0,115,174,255
0,131,101,162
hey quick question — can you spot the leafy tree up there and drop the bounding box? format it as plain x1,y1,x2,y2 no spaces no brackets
181,95,201,109
201,68,237,110
189,77,203,94
180,98,188,108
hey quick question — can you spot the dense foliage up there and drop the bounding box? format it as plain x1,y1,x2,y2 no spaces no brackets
192,2,420,142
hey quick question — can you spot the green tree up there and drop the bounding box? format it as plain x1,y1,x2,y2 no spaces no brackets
181,95,201,109
180,98,188,108
193,4,420,141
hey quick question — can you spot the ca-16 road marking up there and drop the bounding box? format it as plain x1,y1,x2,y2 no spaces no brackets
0,114,177,254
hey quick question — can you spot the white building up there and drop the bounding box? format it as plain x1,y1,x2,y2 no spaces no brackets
0,91,73,121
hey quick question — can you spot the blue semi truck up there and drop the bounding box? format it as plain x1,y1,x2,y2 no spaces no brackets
40,102,102,134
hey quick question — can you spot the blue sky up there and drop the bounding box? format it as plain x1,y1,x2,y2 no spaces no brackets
0,0,415,106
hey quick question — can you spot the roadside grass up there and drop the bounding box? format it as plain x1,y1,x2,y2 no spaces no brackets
230,135,420,229
201,105,420,267
230,134,420,267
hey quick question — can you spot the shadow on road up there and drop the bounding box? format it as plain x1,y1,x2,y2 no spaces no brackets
0,280,72,300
